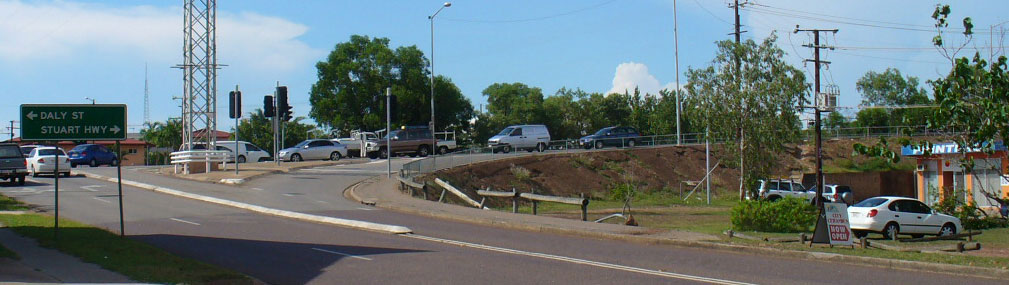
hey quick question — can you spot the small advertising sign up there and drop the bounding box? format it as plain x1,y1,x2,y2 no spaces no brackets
824,202,853,246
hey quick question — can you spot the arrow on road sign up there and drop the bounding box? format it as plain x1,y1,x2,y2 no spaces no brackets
26,111,37,120
110,125,121,134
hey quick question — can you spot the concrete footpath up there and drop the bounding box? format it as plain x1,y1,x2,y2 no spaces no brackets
0,226,133,283
347,175,1009,280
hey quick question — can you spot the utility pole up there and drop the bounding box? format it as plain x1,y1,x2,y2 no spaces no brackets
795,26,838,246
7,120,17,141
673,0,681,145
729,0,747,200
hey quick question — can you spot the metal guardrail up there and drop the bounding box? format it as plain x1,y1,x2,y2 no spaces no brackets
170,150,231,174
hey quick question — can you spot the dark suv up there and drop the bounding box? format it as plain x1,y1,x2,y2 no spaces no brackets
365,127,434,159
0,143,27,185
580,126,640,149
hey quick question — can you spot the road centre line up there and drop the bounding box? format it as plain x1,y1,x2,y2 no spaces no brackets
92,197,112,204
311,247,373,261
251,187,264,191
170,218,201,226
403,234,754,285
81,185,104,192
356,207,375,211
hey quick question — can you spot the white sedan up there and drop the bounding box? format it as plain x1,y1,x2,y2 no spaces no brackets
848,196,962,240
27,147,72,177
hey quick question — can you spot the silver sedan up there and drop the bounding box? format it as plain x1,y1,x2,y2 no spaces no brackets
278,139,348,162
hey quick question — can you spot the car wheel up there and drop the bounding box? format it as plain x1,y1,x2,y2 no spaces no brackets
110,159,118,167
595,141,604,149
418,146,430,157
379,148,389,159
291,154,303,162
882,222,900,240
330,152,342,161
939,223,956,237
768,196,780,202
502,145,512,153
627,139,636,148
439,146,449,155
89,159,97,167
237,155,247,163
526,148,534,152
537,143,546,152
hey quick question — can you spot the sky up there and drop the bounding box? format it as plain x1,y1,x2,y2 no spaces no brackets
0,0,1006,137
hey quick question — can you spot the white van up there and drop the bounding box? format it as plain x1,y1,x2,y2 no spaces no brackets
487,125,551,153
216,141,272,163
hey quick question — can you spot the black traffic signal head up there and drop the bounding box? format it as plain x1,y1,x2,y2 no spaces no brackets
228,91,242,119
264,95,275,117
277,86,293,121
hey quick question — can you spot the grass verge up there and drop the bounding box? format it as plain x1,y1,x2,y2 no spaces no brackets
0,194,26,259
0,213,250,284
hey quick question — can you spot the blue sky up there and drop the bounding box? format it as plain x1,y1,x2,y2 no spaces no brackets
0,0,1006,136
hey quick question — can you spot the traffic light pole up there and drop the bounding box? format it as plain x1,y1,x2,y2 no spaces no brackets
387,87,392,178
274,82,280,166
234,84,240,175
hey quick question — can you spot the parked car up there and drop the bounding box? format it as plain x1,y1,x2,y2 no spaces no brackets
366,127,435,159
809,184,854,205
754,179,813,202
19,145,43,158
216,141,271,163
67,144,118,167
279,139,347,162
487,125,551,153
0,143,27,185
27,147,71,177
580,126,640,149
848,196,962,239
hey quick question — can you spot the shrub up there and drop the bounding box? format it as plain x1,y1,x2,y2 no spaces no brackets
934,194,1008,230
608,183,636,201
731,197,816,233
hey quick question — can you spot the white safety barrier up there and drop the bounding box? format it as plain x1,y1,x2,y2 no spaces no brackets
170,150,231,174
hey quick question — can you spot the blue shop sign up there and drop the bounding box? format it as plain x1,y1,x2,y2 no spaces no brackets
902,141,1006,156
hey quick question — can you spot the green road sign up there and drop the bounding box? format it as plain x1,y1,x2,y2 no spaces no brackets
20,104,128,141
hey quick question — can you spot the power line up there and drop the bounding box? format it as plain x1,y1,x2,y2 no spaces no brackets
442,0,618,23
744,5,990,33
691,0,731,25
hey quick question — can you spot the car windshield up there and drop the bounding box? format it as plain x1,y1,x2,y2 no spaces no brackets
497,128,514,136
70,145,89,152
0,145,20,158
383,130,402,140
37,149,66,156
853,198,888,207
292,140,310,148
594,128,613,136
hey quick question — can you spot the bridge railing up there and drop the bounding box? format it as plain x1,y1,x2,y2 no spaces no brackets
170,150,231,174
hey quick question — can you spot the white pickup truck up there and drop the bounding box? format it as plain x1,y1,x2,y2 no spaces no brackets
331,131,379,158
755,179,815,202
435,131,458,154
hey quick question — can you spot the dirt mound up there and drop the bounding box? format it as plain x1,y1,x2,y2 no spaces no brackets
428,137,916,207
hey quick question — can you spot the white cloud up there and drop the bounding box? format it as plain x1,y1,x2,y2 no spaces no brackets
0,1,322,72
607,62,676,96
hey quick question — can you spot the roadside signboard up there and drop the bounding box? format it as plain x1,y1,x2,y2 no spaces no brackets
20,104,127,141
824,202,853,246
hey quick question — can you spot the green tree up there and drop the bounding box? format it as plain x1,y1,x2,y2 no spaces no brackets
475,82,547,142
309,35,473,136
855,68,932,128
140,119,183,165
824,111,849,130
685,33,808,200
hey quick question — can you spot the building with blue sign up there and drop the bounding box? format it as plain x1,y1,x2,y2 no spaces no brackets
901,142,1008,210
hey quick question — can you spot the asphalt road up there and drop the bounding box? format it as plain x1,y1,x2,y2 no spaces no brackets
1,159,1002,284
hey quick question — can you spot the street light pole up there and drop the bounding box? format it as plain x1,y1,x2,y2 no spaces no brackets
429,2,450,158
85,97,96,105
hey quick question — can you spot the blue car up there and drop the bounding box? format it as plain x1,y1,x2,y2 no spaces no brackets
579,126,640,149
68,144,118,167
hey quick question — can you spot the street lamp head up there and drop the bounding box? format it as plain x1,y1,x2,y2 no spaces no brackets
443,2,451,7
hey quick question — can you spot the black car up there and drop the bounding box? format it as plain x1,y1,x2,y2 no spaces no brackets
0,143,27,185
579,126,640,149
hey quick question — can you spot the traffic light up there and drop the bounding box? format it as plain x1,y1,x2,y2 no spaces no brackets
277,86,292,122
264,95,275,117
228,91,242,119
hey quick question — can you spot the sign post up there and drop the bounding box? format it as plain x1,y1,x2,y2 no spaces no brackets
816,202,854,247
20,104,128,238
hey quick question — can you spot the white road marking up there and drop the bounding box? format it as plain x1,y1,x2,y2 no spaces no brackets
356,207,375,211
251,187,264,191
81,185,105,192
170,218,201,226
365,160,385,165
316,200,329,204
403,234,754,285
300,168,388,175
92,197,112,204
311,247,372,261
282,193,297,197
